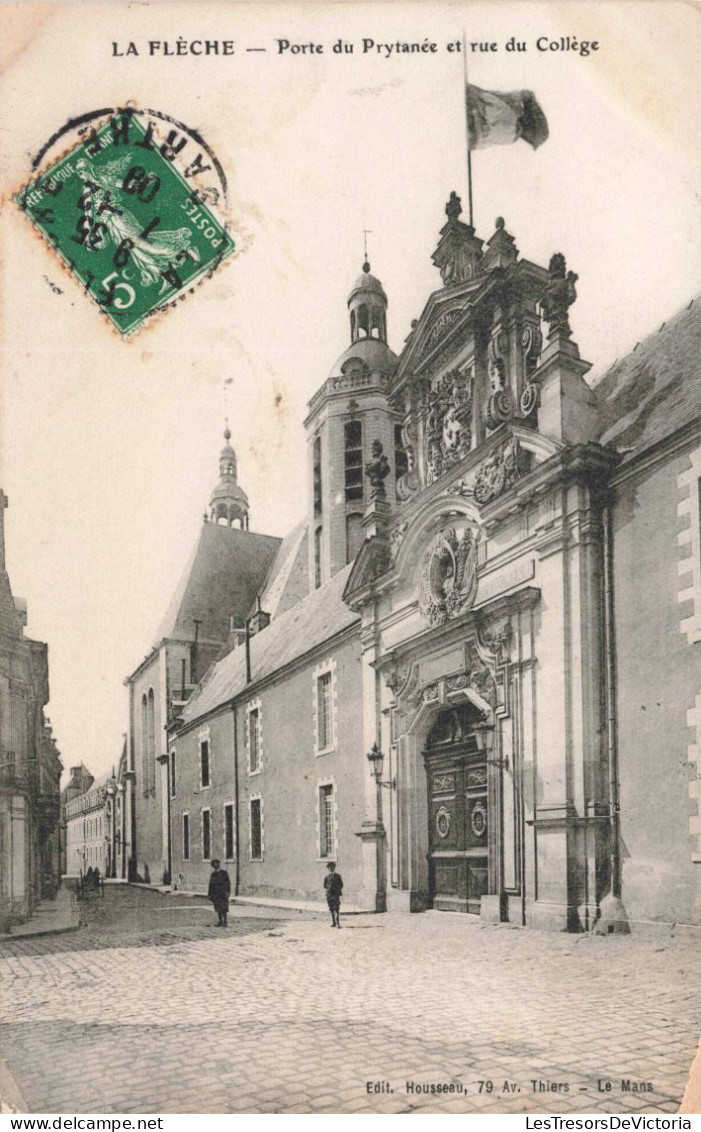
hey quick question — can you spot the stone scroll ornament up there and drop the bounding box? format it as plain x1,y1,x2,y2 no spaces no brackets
485,331,513,430
418,526,478,626
472,437,526,506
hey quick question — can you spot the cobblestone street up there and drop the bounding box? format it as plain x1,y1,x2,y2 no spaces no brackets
0,886,699,1115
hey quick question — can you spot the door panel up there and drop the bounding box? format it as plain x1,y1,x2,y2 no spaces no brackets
427,749,488,914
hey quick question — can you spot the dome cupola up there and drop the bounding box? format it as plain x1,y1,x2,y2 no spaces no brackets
348,260,388,344
208,425,250,529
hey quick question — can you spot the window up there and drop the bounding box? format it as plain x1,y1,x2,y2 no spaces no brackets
147,688,156,795
170,749,176,798
202,808,211,860
140,694,148,796
248,707,261,773
313,436,322,520
319,784,335,859
344,420,363,503
317,671,333,751
200,739,210,788
250,798,262,860
394,423,409,482
224,803,235,861
314,526,322,590
182,813,190,860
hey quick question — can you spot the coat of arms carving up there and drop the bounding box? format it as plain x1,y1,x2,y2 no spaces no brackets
418,526,478,626
425,368,473,484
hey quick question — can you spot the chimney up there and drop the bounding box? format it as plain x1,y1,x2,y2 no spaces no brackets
248,596,271,636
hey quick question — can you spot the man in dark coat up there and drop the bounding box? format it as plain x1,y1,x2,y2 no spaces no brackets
208,859,231,927
323,861,343,928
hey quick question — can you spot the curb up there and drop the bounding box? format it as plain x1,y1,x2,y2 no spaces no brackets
0,921,81,944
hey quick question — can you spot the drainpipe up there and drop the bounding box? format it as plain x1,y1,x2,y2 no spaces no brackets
595,505,629,933
245,619,252,684
232,703,240,898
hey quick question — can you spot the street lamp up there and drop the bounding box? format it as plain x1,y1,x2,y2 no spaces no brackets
473,720,495,755
366,743,396,790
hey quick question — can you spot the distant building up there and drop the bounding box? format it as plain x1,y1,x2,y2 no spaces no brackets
64,770,118,877
154,197,700,932
0,491,62,927
124,432,281,885
59,763,94,874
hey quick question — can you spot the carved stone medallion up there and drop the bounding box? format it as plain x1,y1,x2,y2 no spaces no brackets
418,526,478,626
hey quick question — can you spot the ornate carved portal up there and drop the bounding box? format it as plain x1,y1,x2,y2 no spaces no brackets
425,703,489,914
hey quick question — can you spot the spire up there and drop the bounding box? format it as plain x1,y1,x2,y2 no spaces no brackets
208,424,250,529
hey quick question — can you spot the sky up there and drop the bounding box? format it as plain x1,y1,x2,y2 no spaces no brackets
1,0,699,782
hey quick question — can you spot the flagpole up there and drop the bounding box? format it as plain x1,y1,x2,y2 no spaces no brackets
462,30,474,228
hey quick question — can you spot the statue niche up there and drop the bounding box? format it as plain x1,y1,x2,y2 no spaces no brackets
425,367,473,484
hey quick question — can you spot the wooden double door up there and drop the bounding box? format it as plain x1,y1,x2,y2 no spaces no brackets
426,740,489,914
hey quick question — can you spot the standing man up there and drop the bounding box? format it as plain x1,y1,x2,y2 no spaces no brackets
323,861,343,928
208,858,231,927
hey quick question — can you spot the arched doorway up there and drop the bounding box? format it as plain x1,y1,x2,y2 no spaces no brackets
424,704,489,913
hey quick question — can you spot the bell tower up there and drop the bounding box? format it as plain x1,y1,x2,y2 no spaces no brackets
208,426,250,529
305,259,404,587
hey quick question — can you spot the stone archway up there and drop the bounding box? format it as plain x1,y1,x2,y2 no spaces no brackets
388,665,497,914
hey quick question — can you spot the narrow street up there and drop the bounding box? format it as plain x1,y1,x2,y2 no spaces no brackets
0,885,698,1115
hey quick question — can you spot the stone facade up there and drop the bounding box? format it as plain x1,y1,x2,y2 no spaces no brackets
139,199,700,933
0,490,62,928
65,771,118,877
169,620,365,905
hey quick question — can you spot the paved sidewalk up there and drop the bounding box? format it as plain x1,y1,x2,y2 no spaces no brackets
0,890,699,1115
0,885,79,943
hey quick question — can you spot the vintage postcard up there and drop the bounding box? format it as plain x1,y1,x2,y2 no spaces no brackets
1,0,700,1119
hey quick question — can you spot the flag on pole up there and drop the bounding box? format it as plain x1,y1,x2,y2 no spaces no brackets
466,84,549,150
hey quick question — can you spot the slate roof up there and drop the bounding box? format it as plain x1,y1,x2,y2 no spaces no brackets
153,522,281,648
181,563,358,726
593,297,701,462
255,520,309,620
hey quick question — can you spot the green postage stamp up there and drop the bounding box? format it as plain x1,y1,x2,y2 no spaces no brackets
16,109,235,335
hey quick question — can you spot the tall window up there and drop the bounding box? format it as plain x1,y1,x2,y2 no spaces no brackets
317,671,333,751
224,803,235,861
200,739,210,788
140,694,148,796
248,707,261,773
182,813,190,860
344,421,363,503
250,798,262,860
314,526,322,590
319,784,335,859
147,688,156,795
202,808,211,860
170,749,176,798
313,436,322,520
394,423,409,482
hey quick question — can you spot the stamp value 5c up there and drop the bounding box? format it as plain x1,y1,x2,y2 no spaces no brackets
16,109,235,336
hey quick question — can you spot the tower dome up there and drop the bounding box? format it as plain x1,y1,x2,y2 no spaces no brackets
208,425,249,529
348,260,388,344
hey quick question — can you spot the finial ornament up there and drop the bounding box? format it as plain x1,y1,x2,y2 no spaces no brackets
445,192,463,222
362,260,371,274
365,440,391,497
542,253,579,337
